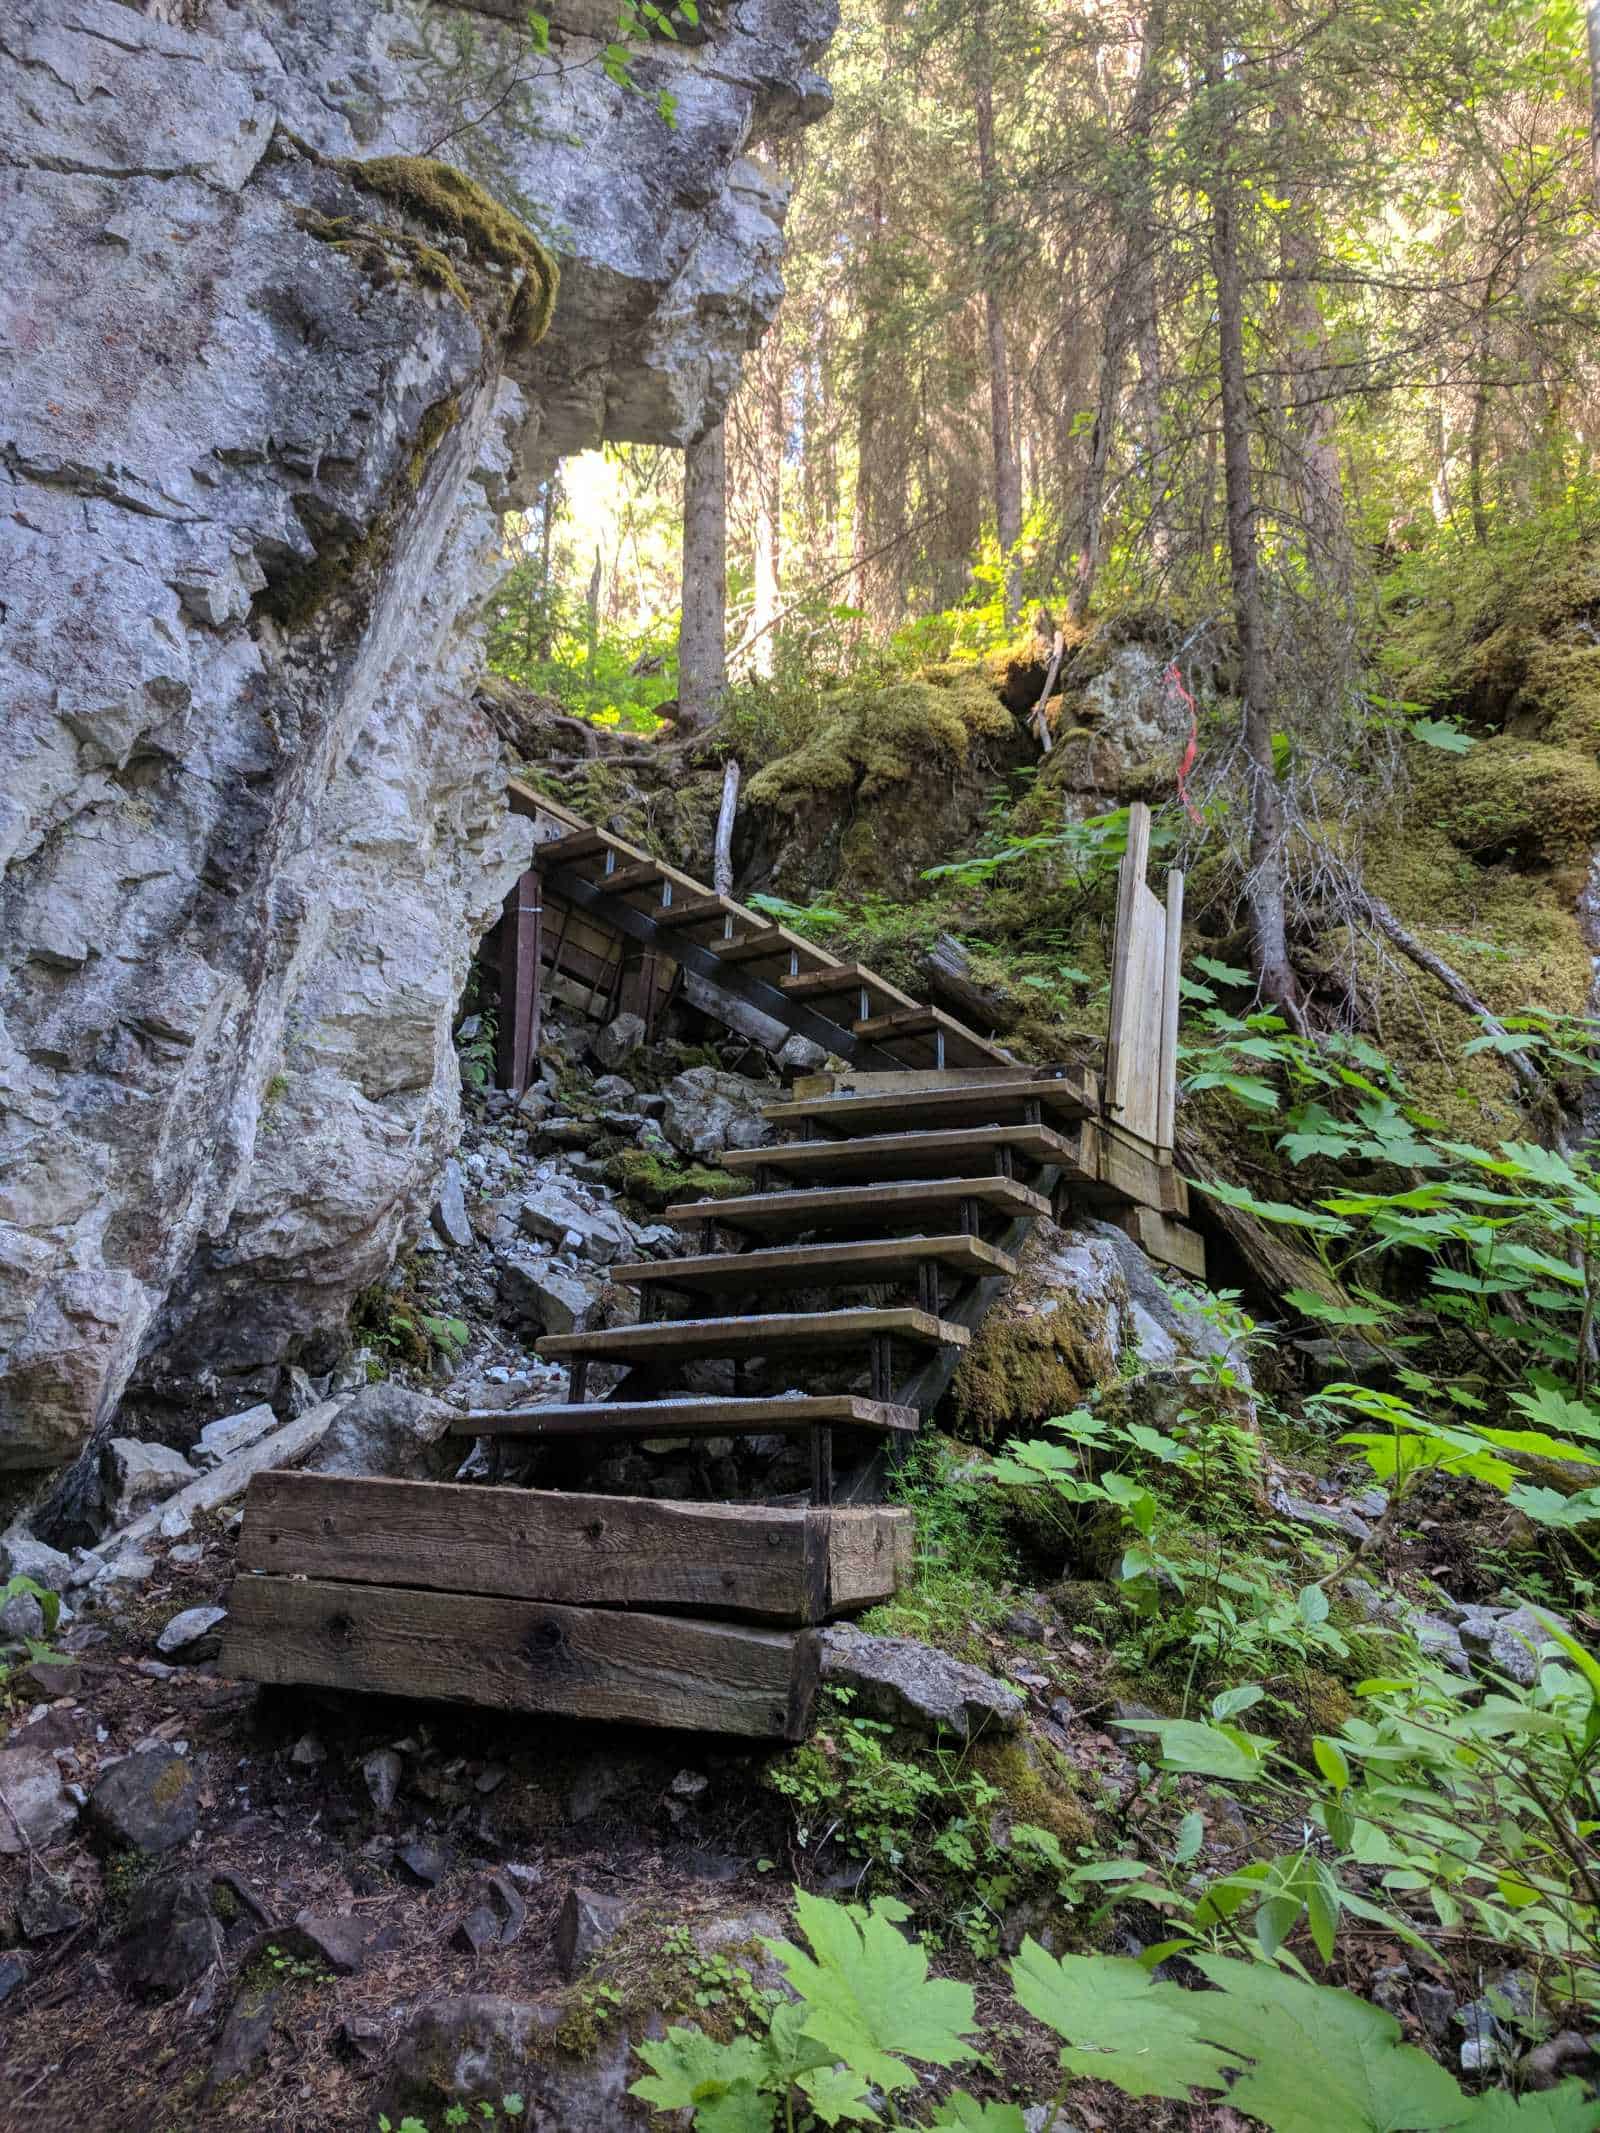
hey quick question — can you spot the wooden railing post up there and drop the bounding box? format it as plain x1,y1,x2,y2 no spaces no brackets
495,861,543,1098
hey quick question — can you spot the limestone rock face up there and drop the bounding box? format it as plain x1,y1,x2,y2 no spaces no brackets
0,0,836,1477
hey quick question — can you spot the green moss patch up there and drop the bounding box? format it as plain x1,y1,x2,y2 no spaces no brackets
746,674,1014,815
337,154,558,349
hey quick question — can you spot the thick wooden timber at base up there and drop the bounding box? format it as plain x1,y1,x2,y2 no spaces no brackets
234,1471,909,1623
537,1304,970,1367
613,1235,1017,1297
224,1573,820,1738
1110,1205,1207,1278
767,1072,1099,1138
454,1394,918,1442
666,1175,1050,1236
721,1124,1074,1185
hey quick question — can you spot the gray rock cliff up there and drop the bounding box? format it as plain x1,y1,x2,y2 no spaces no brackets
0,0,835,1475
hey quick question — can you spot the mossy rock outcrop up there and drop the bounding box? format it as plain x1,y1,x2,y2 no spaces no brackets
743,672,1026,896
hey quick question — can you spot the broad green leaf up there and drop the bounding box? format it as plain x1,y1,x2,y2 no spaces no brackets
1113,1717,1268,1781
630,2028,772,2127
795,2061,881,2126
1313,1736,1351,1790
929,2099,1029,2132
1195,1179,1350,1234
1410,716,1475,753
1189,1955,1468,2132
766,1892,979,2096
1009,1942,1236,2102
1459,2081,1600,2128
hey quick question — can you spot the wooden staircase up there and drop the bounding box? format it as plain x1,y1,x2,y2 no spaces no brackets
222,801,1201,1741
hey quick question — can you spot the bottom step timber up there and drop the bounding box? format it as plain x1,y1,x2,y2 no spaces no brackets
233,1472,911,1623
224,1575,819,1739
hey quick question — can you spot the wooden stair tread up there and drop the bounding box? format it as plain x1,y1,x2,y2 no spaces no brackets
233,1471,910,1626
537,1305,970,1362
664,1175,1050,1234
597,858,665,895
652,894,739,930
453,1394,918,1436
781,963,917,1011
721,1124,1072,1182
612,1234,1016,1293
766,1072,1098,1136
705,926,829,969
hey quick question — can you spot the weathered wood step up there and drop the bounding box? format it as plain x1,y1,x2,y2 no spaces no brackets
612,1234,1016,1296
537,1305,968,1366
706,926,827,969
539,827,609,866
455,1393,916,1439
666,1175,1049,1236
652,894,739,931
766,1071,1098,1138
721,1124,1073,1184
780,963,917,1013
225,1574,820,1738
233,1471,909,1623
596,857,665,895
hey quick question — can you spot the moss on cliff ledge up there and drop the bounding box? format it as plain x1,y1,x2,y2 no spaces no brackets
746,674,1014,813
338,154,559,349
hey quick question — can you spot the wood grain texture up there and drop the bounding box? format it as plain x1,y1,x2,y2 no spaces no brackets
223,1574,819,1737
235,1472,908,1622
665,1176,1049,1234
765,1074,1098,1136
1111,1205,1207,1278
720,1125,1070,1183
455,1394,919,1438
537,1304,970,1364
612,1235,1016,1294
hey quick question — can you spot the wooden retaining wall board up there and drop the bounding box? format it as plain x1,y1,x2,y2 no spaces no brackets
223,1574,819,1740
234,1472,909,1624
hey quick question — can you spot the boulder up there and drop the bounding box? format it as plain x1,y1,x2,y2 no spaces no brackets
495,1252,604,1335
193,1403,282,1470
517,1181,636,1266
590,1074,637,1105
555,1885,630,1980
1456,1604,1547,1689
156,1604,228,1659
0,1745,77,1853
88,1746,200,1855
117,1871,241,1999
0,1591,46,1642
775,1032,828,1075
431,1159,475,1251
16,1871,82,1941
0,1524,72,1592
818,1627,1024,1741
660,1067,775,1159
101,1400,345,1554
305,1383,457,1483
292,1911,392,1977
591,1013,647,1071
102,1439,199,1524
206,1984,280,2092
380,1996,640,2129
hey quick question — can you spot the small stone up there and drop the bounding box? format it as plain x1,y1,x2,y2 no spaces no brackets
87,1747,199,1855
591,1011,647,1070
0,1592,46,1642
168,1544,205,1566
102,1438,199,1524
1414,1980,1456,2043
397,1841,449,1886
156,1604,227,1658
590,1074,637,1104
0,1953,26,2003
17,1871,83,1940
819,1625,1024,1741
193,1402,280,1469
1457,1605,1545,1689
363,1748,403,1811
555,1885,630,1979
336,2014,387,2066
452,1904,501,1956
0,1524,72,1591
432,1159,475,1251
23,1660,80,1697
669,1769,710,1802
0,1746,77,1853
207,1985,279,2091
289,1734,326,1768
293,1911,383,1976
474,1764,507,1794
775,1032,827,1074
1002,1608,1046,1642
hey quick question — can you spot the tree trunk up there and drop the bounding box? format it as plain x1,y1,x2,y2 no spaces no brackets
535,469,558,660
1590,0,1600,213
972,0,1023,625
1068,0,1166,622
1210,85,1306,1029
751,335,783,678
680,419,727,724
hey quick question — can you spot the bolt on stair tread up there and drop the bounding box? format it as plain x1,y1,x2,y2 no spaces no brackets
664,1174,1050,1232
611,1233,1017,1292
536,1304,971,1362
452,1394,919,1436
